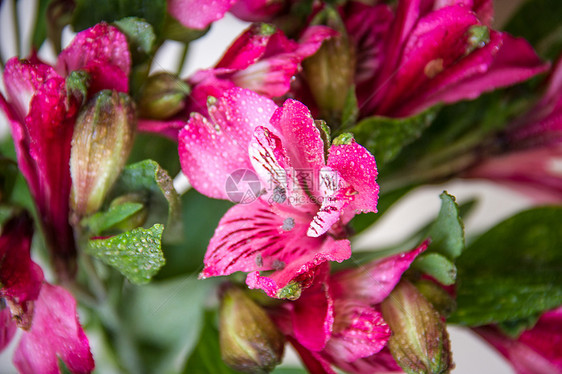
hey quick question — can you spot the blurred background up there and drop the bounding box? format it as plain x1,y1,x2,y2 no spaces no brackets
0,0,531,373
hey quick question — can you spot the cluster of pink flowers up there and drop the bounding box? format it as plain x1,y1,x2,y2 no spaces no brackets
1,0,562,373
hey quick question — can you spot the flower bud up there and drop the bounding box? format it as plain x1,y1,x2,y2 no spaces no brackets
302,6,355,125
138,72,190,119
70,90,136,217
381,280,453,374
219,285,285,373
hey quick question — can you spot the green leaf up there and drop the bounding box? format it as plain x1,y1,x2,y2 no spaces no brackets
109,160,181,242
350,106,438,168
81,202,144,235
413,253,457,286
162,13,209,43
450,206,562,326
57,358,73,374
183,311,243,374
114,17,156,62
497,314,540,339
272,369,308,374
425,192,464,260
87,224,165,284
31,0,51,49
504,0,562,59
156,189,232,279
127,134,181,177
341,85,358,129
71,0,167,35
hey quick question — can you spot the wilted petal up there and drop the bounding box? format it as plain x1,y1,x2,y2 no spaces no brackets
57,23,131,93
179,88,277,199
0,214,44,329
167,0,236,30
13,283,94,374
330,242,427,304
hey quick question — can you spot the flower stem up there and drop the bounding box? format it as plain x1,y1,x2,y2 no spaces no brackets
176,43,189,76
11,0,22,57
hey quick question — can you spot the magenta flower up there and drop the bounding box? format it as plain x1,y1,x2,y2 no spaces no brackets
341,0,548,118
464,57,562,201
0,214,94,374
138,23,334,140
475,307,562,374
178,87,378,298
229,0,285,22
273,243,426,373
0,23,131,278
167,0,237,30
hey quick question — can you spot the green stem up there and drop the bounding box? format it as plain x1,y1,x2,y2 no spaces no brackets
11,0,21,57
0,57,5,70
175,43,189,76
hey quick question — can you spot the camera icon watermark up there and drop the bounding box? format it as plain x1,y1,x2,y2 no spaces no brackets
225,169,262,204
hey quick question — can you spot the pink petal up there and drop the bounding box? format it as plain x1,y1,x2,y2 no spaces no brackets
0,214,44,329
307,175,353,237
0,308,17,352
187,69,238,115
3,58,59,121
289,337,337,374
202,199,351,297
327,140,379,217
292,273,334,351
476,308,562,374
167,0,236,30
330,347,402,374
178,88,277,199
229,0,284,22
13,283,94,374
215,23,273,70
324,300,391,362
293,26,338,60
330,242,427,304
137,119,186,141
405,33,549,116
57,23,131,92
270,99,325,176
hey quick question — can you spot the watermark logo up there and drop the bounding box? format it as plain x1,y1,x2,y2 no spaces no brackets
225,169,262,204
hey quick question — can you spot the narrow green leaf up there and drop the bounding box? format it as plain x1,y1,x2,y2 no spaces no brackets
81,202,144,235
450,206,562,326
425,191,464,260
87,224,165,284
114,17,156,63
109,160,181,242
350,106,438,167
183,311,243,374
413,253,457,286
31,0,51,49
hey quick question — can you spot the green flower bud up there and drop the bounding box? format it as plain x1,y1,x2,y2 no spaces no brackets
70,90,136,217
138,72,190,119
219,285,285,373
381,280,454,374
302,6,356,126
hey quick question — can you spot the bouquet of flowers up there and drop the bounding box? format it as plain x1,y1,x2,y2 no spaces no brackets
1,0,561,373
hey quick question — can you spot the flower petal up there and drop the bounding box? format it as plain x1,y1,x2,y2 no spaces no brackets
324,299,391,362
289,337,337,374
327,140,379,217
13,283,94,374
229,0,284,22
216,23,274,70
179,88,277,199
0,307,17,352
330,241,427,304
57,23,131,93
167,0,236,30
0,214,43,329
292,271,334,351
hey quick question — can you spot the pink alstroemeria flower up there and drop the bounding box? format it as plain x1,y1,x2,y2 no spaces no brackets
0,23,131,278
138,23,335,140
341,0,548,118
167,0,237,30
178,87,378,298
0,214,94,374
475,306,562,374
464,56,562,201
273,243,427,373
229,0,286,22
